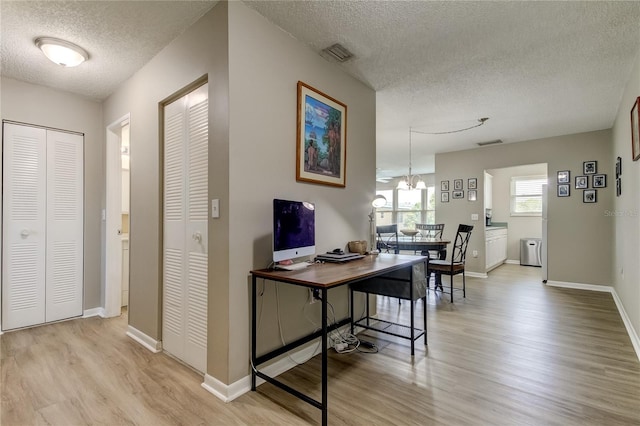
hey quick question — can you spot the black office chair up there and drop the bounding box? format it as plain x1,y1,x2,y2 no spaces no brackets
426,224,473,302
376,224,399,254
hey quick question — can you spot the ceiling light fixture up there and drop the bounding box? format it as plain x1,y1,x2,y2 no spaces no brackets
35,37,88,67
413,117,490,135
397,128,426,191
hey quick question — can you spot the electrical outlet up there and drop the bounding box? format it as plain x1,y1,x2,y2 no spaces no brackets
471,213,479,221
309,288,320,304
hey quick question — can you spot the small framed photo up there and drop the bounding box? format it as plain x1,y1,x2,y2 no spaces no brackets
441,180,449,191
583,161,597,175
441,192,449,203
468,189,477,201
557,170,570,184
615,156,622,178
632,96,640,161
583,189,597,203
616,178,621,197
452,190,464,199
593,174,606,188
468,178,477,190
557,184,570,197
575,176,588,189
453,179,463,190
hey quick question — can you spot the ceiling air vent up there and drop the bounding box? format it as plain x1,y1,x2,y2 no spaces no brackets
322,43,354,62
477,139,503,147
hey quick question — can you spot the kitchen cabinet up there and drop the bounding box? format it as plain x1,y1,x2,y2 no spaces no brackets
486,227,507,271
484,172,493,209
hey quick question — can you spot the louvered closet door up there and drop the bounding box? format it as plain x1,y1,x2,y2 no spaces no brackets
163,83,208,373
45,130,84,322
2,124,47,330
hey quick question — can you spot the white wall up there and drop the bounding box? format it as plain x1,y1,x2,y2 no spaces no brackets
612,47,640,345
488,163,547,261
1,77,104,310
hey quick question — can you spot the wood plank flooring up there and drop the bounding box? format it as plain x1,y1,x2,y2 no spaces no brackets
2,264,639,425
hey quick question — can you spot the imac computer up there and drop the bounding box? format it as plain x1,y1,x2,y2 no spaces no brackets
273,199,315,269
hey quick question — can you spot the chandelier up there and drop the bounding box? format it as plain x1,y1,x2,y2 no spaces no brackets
397,128,426,190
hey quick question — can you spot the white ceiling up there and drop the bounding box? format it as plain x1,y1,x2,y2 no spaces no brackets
2,1,640,179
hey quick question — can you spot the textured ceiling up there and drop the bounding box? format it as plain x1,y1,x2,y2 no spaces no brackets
2,1,639,179
0,0,216,101
244,1,640,178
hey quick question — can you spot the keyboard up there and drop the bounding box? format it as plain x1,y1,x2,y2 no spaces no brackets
275,262,311,271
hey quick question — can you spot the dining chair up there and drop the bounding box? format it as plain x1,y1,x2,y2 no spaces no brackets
376,224,399,254
415,223,445,257
426,224,473,302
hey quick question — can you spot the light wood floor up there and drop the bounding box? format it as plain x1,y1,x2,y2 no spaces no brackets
2,264,639,425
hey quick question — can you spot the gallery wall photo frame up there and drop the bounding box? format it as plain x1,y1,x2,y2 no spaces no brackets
557,184,570,197
632,96,640,161
575,176,588,189
616,178,622,197
468,178,477,190
583,189,597,203
452,190,464,199
593,174,606,188
441,192,449,203
468,189,477,201
615,156,622,178
583,160,597,175
441,180,449,191
453,179,463,190
296,81,347,187
557,170,570,184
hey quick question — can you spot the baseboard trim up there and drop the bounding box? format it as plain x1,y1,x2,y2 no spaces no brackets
505,259,520,265
126,325,162,353
466,271,488,278
546,280,640,362
82,307,105,318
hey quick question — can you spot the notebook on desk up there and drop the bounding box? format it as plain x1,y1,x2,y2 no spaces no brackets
315,253,365,263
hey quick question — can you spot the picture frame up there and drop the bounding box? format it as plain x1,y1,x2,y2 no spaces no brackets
583,160,597,175
583,189,597,203
557,184,570,197
441,180,449,191
632,96,640,161
575,175,588,189
468,189,477,201
453,179,463,190
593,174,606,188
296,81,347,187
468,178,477,190
615,156,622,178
452,190,464,199
616,178,621,197
441,192,449,203
557,170,570,184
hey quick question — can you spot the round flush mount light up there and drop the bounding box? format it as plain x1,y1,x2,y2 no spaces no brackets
35,37,88,67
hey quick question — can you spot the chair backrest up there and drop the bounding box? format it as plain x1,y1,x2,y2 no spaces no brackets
416,223,444,239
451,224,474,263
376,224,399,253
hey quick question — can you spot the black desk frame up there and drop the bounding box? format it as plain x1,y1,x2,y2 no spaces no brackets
250,255,426,426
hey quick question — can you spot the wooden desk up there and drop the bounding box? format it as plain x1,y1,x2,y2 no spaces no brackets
250,254,426,426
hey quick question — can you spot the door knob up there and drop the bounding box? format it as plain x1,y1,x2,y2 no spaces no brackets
20,229,30,238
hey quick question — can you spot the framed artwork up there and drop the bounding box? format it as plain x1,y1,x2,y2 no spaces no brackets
453,179,463,190
468,178,477,190
441,192,449,203
575,176,588,189
441,180,449,191
557,170,570,184
616,178,621,197
452,190,464,199
557,184,570,197
632,96,640,161
615,156,622,178
583,161,597,175
583,189,597,203
593,174,606,188
296,81,347,187
468,190,477,201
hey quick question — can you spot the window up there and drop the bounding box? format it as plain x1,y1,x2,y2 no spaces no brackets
511,176,546,216
375,186,436,229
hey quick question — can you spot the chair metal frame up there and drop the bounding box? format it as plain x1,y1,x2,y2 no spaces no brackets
376,224,399,254
427,224,473,302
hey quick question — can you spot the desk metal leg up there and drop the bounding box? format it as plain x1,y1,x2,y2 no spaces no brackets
251,275,257,391
321,287,328,426
409,265,415,356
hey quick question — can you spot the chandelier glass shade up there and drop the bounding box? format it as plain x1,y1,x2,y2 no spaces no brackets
397,128,426,190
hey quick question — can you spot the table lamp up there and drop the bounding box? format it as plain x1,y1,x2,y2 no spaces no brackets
369,195,387,254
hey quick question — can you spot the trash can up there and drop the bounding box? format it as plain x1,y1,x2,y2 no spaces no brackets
520,238,542,267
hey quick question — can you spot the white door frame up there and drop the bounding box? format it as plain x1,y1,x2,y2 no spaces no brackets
104,114,129,317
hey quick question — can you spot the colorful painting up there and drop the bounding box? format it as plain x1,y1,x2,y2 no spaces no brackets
296,81,347,187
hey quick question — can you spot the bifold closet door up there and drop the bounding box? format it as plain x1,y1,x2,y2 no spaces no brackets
163,83,208,373
2,123,83,330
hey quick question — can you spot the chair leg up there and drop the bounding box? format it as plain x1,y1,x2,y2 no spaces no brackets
422,296,427,345
450,275,454,303
463,271,466,298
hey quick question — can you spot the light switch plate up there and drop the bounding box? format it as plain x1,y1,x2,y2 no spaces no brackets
211,199,220,218
471,213,479,221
